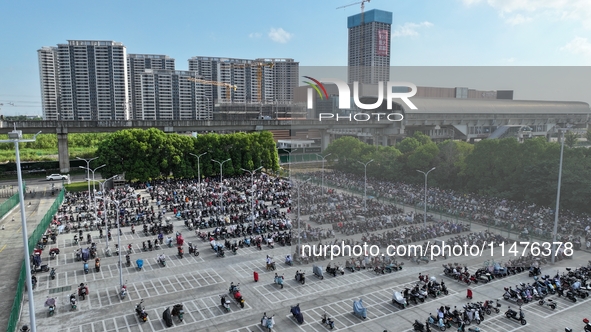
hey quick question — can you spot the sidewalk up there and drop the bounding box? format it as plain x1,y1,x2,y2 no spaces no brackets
0,191,58,332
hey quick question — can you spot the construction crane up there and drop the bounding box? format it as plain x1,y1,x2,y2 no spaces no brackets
232,61,275,103
337,0,370,84
187,78,237,102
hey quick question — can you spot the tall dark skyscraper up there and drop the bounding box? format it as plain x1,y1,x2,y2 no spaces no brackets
347,9,392,84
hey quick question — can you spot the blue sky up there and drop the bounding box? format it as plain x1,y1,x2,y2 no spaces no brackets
0,0,590,116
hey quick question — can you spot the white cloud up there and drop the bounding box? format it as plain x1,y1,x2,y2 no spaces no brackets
504,13,532,25
502,57,516,63
268,28,293,44
249,32,262,39
392,21,433,38
560,37,591,56
462,0,591,28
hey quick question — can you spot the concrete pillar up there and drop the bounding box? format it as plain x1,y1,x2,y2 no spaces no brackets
57,129,69,174
321,130,330,151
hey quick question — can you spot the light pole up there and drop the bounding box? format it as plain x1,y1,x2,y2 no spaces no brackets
357,159,374,211
241,166,263,230
96,175,118,250
551,129,567,264
211,158,231,211
77,157,98,210
295,178,312,247
189,152,208,195
416,167,436,228
0,129,41,332
80,164,106,227
315,153,332,195
110,197,129,290
281,148,298,180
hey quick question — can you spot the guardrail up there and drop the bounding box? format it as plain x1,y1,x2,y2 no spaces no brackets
0,182,26,221
6,188,64,332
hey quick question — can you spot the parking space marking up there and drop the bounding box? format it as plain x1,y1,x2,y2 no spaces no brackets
253,268,408,303
286,280,459,331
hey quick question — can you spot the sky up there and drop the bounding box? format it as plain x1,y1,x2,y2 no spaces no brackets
0,0,590,116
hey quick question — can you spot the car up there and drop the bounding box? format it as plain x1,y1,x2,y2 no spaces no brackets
46,174,68,181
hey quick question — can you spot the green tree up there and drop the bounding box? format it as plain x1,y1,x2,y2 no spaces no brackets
396,137,421,154
564,131,579,148
406,143,439,177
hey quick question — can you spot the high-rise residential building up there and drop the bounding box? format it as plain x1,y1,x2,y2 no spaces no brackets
188,56,298,109
127,54,175,119
138,69,209,120
263,58,299,105
347,9,392,84
53,40,129,120
38,47,60,120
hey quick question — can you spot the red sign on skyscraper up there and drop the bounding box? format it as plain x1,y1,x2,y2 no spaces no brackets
377,29,388,56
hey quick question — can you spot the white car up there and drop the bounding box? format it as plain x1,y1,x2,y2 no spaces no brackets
46,174,68,181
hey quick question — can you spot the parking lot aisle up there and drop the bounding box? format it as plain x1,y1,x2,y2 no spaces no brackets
479,315,528,332
226,324,267,332
254,270,372,303
289,281,460,331
522,292,591,318
61,293,253,332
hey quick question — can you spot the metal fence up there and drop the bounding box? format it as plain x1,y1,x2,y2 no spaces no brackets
6,188,64,332
0,183,25,221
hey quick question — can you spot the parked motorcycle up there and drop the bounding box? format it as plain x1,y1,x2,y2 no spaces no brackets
261,313,275,331
295,270,306,284
353,299,367,319
120,284,127,299
83,262,89,274
78,283,88,300
321,311,335,329
158,254,166,267
220,294,231,312
45,297,56,316
274,274,284,289
504,306,526,325
427,313,447,331
393,290,407,309
290,303,304,324
135,299,148,322
229,282,245,308
69,294,77,310
171,304,184,322
538,298,556,310
50,268,56,280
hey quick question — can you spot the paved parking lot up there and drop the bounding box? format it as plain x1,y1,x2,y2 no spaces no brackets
15,186,591,332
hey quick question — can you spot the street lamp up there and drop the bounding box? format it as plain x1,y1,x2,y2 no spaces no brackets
315,153,332,195
189,152,208,195
281,148,298,180
357,159,374,211
211,158,231,211
76,157,98,209
0,129,42,332
241,166,263,230
79,164,106,226
416,167,436,228
109,197,130,290
551,129,567,264
96,175,118,251
295,178,312,247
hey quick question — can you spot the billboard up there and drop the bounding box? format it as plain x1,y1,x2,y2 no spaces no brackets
377,29,388,56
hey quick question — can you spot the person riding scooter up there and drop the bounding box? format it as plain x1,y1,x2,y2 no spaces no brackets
158,254,166,266
95,257,101,272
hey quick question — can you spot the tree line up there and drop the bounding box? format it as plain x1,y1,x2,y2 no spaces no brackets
324,133,591,214
94,128,279,182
